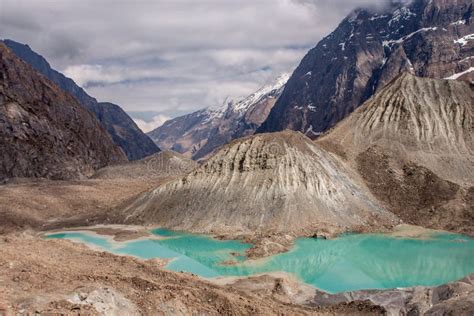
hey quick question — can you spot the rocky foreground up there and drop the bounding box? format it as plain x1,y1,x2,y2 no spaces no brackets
0,234,387,316
1,229,473,315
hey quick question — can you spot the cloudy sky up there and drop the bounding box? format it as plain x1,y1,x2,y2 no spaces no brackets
0,0,387,131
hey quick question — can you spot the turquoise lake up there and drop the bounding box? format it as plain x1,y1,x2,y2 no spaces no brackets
45,228,474,293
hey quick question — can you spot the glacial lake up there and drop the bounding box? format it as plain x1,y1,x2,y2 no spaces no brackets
45,228,474,293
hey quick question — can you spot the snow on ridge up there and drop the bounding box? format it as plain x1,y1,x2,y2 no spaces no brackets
369,14,389,21
231,73,290,112
388,7,416,26
200,107,226,124
383,27,440,47
460,56,473,63
444,67,474,80
198,73,290,124
454,34,474,46
451,20,466,26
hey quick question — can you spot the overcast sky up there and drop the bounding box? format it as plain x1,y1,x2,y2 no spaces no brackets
0,0,389,131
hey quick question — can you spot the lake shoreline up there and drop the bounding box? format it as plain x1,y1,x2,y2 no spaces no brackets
42,224,474,295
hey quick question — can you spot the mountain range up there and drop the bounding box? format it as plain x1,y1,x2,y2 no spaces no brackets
148,74,289,160
258,0,473,136
148,0,473,160
2,39,160,161
119,0,473,242
122,71,473,238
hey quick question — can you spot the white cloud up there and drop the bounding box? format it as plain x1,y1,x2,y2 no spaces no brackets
133,115,171,133
0,0,391,117
63,64,120,86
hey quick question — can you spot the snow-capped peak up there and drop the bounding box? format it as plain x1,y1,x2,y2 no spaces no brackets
231,73,290,113
199,73,290,124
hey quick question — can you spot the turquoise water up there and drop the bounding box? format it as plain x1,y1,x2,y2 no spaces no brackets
45,229,474,293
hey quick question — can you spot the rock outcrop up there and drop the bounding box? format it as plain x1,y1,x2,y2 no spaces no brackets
312,274,474,316
122,130,398,236
2,39,160,161
0,43,126,181
148,74,289,160
318,73,473,235
258,0,473,137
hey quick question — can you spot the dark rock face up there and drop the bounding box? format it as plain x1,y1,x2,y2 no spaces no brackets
0,43,126,181
148,74,289,160
258,0,474,136
2,39,160,161
92,102,160,161
2,40,97,108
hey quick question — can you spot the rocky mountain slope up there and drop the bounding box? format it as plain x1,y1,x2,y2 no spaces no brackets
0,43,126,181
318,73,473,235
92,150,197,180
90,101,160,160
148,74,289,160
122,130,398,236
258,0,473,137
2,39,160,161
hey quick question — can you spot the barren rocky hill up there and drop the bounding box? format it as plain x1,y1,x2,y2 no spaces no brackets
0,43,126,181
122,130,398,236
92,150,197,180
318,73,473,235
258,0,473,136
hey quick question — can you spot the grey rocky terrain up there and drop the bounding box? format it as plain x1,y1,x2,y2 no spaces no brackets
218,271,474,316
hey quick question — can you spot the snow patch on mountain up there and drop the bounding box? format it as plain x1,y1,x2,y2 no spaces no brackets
198,73,290,124
232,73,290,113
454,34,474,46
444,67,474,80
388,7,416,26
383,27,441,47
